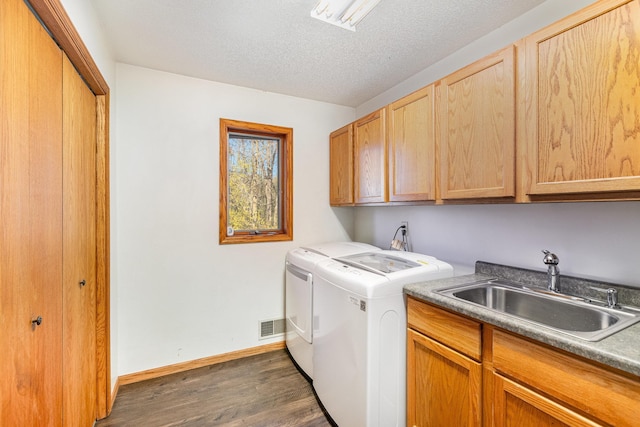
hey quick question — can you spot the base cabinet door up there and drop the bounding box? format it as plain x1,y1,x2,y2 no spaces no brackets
492,373,602,427
492,329,640,427
407,328,482,427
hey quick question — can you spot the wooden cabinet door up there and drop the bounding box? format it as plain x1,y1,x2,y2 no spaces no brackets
407,329,482,427
0,0,64,424
388,85,436,202
354,109,387,203
523,0,640,195
62,54,98,426
493,373,602,427
439,45,516,200
493,329,640,427
329,124,354,205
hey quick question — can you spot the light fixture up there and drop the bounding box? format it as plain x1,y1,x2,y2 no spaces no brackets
310,0,383,31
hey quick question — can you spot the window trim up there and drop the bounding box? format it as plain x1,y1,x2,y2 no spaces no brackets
219,118,293,244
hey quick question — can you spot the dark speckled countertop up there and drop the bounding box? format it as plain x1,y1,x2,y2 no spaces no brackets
404,261,640,378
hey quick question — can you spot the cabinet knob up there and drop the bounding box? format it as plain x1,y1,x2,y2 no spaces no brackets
31,316,43,327
79,279,86,287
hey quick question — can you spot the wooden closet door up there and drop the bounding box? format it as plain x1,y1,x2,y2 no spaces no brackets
62,55,97,426
0,0,64,424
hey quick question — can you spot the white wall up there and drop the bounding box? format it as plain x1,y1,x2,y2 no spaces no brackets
353,0,640,289
355,202,640,287
115,63,355,375
58,0,120,391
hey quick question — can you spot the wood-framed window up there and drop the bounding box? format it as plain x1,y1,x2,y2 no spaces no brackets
219,118,293,244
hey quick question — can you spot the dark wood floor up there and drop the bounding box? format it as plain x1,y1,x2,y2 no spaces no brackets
96,350,333,426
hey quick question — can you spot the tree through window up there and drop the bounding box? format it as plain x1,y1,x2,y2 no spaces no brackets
219,119,293,244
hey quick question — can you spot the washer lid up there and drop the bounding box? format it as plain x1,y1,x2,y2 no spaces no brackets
336,252,421,275
301,241,380,258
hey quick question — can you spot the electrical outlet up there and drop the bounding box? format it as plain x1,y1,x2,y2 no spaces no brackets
401,221,410,252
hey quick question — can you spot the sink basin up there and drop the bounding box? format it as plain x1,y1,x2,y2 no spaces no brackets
436,280,640,341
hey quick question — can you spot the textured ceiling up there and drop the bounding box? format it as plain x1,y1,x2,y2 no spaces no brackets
90,0,546,107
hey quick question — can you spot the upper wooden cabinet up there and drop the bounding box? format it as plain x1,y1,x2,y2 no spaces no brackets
522,0,640,196
354,108,387,204
329,0,640,205
329,124,354,205
439,45,516,200
387,85,437,202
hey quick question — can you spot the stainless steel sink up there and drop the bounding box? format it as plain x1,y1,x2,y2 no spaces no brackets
436,280,640,341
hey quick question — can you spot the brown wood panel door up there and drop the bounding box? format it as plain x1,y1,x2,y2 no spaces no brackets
406,329,482,427
354,109,387,204
523,0,640,195
407,298,482,361
62,55,97,426
388,85,437,202
492,329,640,426
492,373,601,427
329,124,354,205
439,45,516,200
0,0,64,424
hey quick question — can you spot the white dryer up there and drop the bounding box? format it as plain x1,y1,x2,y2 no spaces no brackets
313,250,453,427
285,242,380,379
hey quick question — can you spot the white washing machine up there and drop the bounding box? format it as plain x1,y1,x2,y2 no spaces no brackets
313,250,454,427
285,242,380,379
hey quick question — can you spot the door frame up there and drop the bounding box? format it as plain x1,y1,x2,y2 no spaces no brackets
27,0,112,418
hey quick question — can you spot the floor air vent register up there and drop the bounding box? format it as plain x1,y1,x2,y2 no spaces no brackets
260,318,285,339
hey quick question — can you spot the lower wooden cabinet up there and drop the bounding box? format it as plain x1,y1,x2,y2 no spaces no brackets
492,329,640,427
492,373,600,427
407,297,640,427
407,329,482,427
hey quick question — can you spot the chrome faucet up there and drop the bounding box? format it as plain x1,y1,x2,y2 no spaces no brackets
542,250,560,292
606,288,619,309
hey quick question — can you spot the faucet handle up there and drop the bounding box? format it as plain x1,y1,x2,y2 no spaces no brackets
542,250,559,265
607,289,619,309
589,286,619,309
